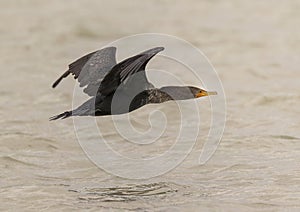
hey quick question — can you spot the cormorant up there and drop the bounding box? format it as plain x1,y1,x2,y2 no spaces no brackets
50,47,217,120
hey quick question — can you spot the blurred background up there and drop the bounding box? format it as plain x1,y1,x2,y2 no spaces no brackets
1,0,300,211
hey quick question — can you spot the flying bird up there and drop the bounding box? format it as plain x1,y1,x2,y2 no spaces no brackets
50,47,217,120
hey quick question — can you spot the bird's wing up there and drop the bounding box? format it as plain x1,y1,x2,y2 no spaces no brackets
99,47,164,96
52,47,117,96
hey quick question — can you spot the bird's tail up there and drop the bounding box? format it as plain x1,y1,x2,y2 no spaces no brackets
49,111,72,121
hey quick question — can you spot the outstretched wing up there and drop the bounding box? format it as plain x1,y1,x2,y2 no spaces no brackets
52,47,117,96
99,47,164,96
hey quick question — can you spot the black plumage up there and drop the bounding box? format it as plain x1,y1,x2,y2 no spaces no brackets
50,47,216,120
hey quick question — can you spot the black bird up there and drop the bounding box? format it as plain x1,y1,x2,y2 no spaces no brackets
50,47,217,120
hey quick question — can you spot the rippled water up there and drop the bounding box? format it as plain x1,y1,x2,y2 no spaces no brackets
1,0,300,211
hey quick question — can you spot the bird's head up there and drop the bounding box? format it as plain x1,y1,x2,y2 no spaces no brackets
159,86,217,101
189,86,218,98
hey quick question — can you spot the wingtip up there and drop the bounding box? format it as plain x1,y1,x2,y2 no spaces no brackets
52,70,71,88
140,46,165,56
52,81,58,88
52,76,62,88
152,46,165,52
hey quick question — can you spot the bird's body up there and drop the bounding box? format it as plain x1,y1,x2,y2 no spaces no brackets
50,47,216,120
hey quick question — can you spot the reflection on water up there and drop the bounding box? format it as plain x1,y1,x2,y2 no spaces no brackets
75,182,179,202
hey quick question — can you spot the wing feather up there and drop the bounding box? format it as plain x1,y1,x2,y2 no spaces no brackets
52,47,117,96
99,47,164,96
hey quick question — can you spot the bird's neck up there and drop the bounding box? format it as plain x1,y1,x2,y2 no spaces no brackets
147,89,174,103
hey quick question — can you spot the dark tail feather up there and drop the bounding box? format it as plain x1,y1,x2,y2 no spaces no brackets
52,70,70,88
49,111,72,121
